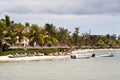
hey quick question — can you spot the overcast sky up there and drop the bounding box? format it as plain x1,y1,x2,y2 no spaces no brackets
0,0,120,35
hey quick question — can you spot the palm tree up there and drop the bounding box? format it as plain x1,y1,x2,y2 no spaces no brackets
44,23,58,46
28,24,41,46
5,15,10,27
13,23,25,45
2,15,15,46
39,28,49,46
97,39,106,48
44,23,57,38
81,32,92,46
0,21,11,51
57,27,70,46
72,27,79,46
0,15,15,51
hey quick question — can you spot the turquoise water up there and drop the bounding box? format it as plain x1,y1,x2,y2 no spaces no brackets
0,50,120,80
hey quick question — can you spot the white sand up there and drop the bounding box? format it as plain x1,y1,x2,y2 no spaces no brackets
71,49,94,53
0,48,117,62
0,55,70,62
71,48,115,54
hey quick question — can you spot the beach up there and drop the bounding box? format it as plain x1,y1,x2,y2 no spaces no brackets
0,49,120,80
0,55,70,62
0,48,117,62
71,48,115,53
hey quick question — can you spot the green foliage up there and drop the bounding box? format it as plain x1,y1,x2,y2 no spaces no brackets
97,39,106,47
0,15,120,53
1,49,60,56
57,27,70,46
72,27,79,46
5,15,10,27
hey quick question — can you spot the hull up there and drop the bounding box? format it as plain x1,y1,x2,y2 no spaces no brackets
100,54,113,57
70,54,90,59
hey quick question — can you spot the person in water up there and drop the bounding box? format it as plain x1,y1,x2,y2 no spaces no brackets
91,53,95,57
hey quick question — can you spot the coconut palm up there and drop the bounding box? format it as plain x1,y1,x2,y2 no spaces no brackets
72,27,79,46
0,21,11,51
1,15,15,46
28,24,41,46
44,23,57,38
44,23,59,46
57,27,70,46
39,28,49,46
5,15,10,27
13,23,25,45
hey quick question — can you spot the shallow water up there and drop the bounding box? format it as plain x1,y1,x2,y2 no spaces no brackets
0,50,120,80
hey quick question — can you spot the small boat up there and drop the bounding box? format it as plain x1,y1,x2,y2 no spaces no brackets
100,52,114,57
70,54,90,59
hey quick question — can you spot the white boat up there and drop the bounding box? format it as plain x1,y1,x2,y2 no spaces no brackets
99,52,114,57
70,54,91,59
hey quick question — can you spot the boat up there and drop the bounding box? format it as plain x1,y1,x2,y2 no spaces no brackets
70,54,90,59
99,52,114,57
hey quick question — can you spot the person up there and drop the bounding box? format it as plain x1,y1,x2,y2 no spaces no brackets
91,53,95,57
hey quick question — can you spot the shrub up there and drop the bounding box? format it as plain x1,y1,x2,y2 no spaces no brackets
0,49,61,56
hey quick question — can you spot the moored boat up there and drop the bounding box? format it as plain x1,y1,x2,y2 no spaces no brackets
70,54,90,59
99,52,114,57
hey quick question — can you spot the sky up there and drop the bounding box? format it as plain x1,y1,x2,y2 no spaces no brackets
0,0,120,36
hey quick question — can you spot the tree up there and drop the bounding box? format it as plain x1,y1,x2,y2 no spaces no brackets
13,23,25,45
118,35,120,40
25,22,30,28
110,34,116,40
44,23,57,37
73,27,79,46
28,24,41,46
5,15,10,27
103,34,110,46
57,27,70,46
39,28,49,46
81,33,90,46
97,39,105,48
44,23,58,46
109,39,116,47
0,21,11,51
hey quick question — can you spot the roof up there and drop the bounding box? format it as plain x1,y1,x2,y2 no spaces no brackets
8,45,70,49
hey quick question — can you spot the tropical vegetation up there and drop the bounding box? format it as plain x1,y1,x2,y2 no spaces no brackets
0,15,120,55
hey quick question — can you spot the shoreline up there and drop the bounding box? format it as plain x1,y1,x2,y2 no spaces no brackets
0,48,119,62
71,48,119,53
0,55,70,62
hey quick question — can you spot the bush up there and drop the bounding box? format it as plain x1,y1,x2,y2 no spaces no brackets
0,49,61,56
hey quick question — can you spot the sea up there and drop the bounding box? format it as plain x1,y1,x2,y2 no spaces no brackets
0,49,120,80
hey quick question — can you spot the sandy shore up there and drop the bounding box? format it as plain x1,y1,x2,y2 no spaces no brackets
71,48,116,54
0,48,118,62
0,55,70,62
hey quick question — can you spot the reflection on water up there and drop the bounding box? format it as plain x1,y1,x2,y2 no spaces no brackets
0,50,120,80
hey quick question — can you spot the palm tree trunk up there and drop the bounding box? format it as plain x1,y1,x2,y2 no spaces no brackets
0,36,3,52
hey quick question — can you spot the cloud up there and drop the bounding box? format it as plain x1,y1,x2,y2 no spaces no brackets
1,0,120,15
0,0,120,35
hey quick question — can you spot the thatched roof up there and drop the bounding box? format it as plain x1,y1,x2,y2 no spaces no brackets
8,45,70,49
